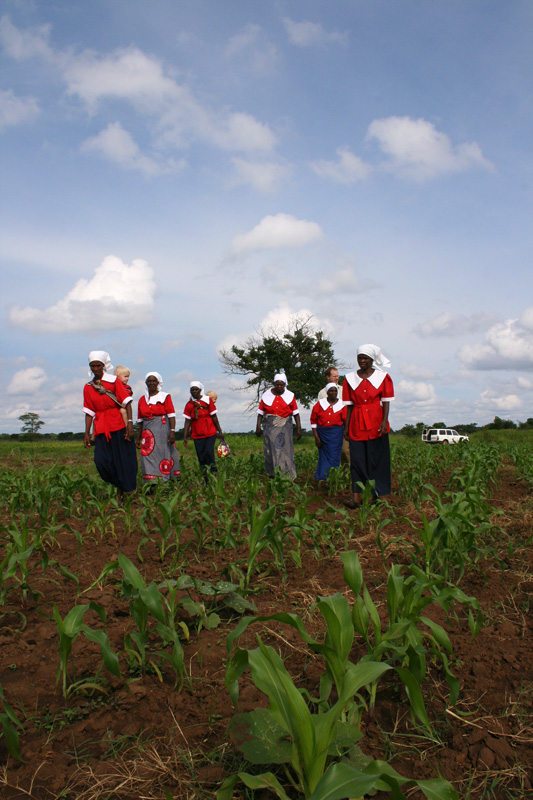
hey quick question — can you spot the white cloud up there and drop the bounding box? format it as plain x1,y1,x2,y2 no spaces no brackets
397,380,437,404
81,122,184,176
311,147,371,184
7,367,47,396
414,311,496,337
317,268,361,295
230,157,290,193
218,303,327,355
480,389,522,411
229,213,322,257
0,16,54,61
283,18,348,47
367,116,494,181
225,23,278,74
9,255,156,334
401,364,436,381
0,88,39,131
459,311,533,370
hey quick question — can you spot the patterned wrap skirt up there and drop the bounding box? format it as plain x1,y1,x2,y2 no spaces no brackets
263,415,296,478
139,416,180,483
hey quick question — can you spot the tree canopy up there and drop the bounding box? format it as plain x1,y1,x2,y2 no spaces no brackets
19,412,45,434
219,315,337,408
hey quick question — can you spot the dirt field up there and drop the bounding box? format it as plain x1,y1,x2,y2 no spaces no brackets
0,441,531,799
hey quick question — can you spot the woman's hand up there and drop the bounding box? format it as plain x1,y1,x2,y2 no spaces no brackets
255,424,262,437
124,421,134,441
168,430,176,445
84,433,92,449
135,437,142,449
183,438,189,448
377,420,388,436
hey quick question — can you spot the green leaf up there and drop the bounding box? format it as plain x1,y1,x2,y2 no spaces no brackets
229,708,292,764
118,553,146,590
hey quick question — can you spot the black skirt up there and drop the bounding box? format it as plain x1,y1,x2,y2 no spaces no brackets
349,435,391,496
94,429,138,492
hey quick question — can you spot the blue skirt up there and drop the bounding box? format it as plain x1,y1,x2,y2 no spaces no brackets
94,429,138,492
315,425,344,481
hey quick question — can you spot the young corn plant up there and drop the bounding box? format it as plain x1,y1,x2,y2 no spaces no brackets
53,601,120,699
0,684,23,760
219,637,458,800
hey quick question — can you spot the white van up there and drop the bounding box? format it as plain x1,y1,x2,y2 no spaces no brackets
421,428,469,444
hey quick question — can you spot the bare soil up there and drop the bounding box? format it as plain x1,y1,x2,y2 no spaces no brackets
0,459,532,800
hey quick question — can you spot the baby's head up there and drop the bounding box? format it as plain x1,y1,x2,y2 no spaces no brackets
114,365,130,385
206,390,218,403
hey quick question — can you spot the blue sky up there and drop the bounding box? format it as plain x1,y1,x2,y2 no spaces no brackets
1,0,532,433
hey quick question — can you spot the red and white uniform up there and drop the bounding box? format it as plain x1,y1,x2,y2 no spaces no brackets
138,392,176,423
257,389,299,418
83,375,133,440
342,371,394,441
310,398,346,428
183,396,217,439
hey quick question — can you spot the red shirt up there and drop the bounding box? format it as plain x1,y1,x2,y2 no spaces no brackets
138,393,175,421
310,399,346,428
83,375,132,439
342,371,394,441
258,389,299,418
183,396,217,439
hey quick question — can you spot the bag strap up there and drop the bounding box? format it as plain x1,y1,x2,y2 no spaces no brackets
87,380,124,409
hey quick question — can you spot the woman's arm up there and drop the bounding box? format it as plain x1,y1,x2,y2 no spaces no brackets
294,413,302,440
84,413,93,449
344,406,353,441
255,414,263,437
211,413,223,438
136,421,143,448
183,418,192,447
313,428,322,448
378,402,390,436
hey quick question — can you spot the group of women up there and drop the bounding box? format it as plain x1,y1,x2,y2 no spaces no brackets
83,343,394,508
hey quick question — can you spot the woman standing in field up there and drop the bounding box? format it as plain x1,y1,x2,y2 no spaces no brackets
83,351,137,503
310,383,346,480
183,381,224,481
136,372,180,486
342,344,394,507
256,373,301,478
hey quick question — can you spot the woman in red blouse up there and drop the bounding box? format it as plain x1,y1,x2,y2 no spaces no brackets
310,383,346,480
136,372,180,486
256,373,301,478
183,381,224,481
83,350,137,503
342,344,394,507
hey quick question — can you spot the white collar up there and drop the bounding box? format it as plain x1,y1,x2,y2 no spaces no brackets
319,397,344,413
88,374,117,385
190,394,210,405
145,390,168,404
262,388,295,405
345,369,386,390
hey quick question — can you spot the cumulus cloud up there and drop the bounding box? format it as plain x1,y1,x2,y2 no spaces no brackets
0,88,39,131
283,18,348,47
229,213,322,257
367,116,494,181
414,311,496,338
1,18,277,160
7,367,47,396
230,157,290,193
224,23,277,74
81,122,184,176
479,389,522,411
459,310,533,370
311,147,371,184
9,255,156,334
397,380,437,404
218,303,327,354
317,268,362,295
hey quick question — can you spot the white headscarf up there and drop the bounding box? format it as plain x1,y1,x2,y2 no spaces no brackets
325,382,339,393
88,351,113,378
144,371,163,401
190,380,205,399
357,344,391,370
273,372,288,387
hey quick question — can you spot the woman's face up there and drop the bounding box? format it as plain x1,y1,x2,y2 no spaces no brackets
89,361,105,380
326,386,338,402
146,376,159,395
190,386,202,400
357,353,373,371
273,380,286,395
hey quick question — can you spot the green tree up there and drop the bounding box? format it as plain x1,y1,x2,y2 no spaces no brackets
19,412,45,434
219,315,337,408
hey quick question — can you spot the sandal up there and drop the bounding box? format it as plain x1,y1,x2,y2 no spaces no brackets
343,498,361,509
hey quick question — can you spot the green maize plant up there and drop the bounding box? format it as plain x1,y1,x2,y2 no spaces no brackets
219,637,458,800
0,683,23,760
138,493,183,561
0,520,49,607
53,601,120,699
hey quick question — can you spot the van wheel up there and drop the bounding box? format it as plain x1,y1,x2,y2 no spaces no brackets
442,439,449,444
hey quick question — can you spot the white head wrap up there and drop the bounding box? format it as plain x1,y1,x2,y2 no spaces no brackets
325,382,339,393
145,371,163,399
88,351,113,378
190,380,205,398
357,344,391,370
273,372,287,387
